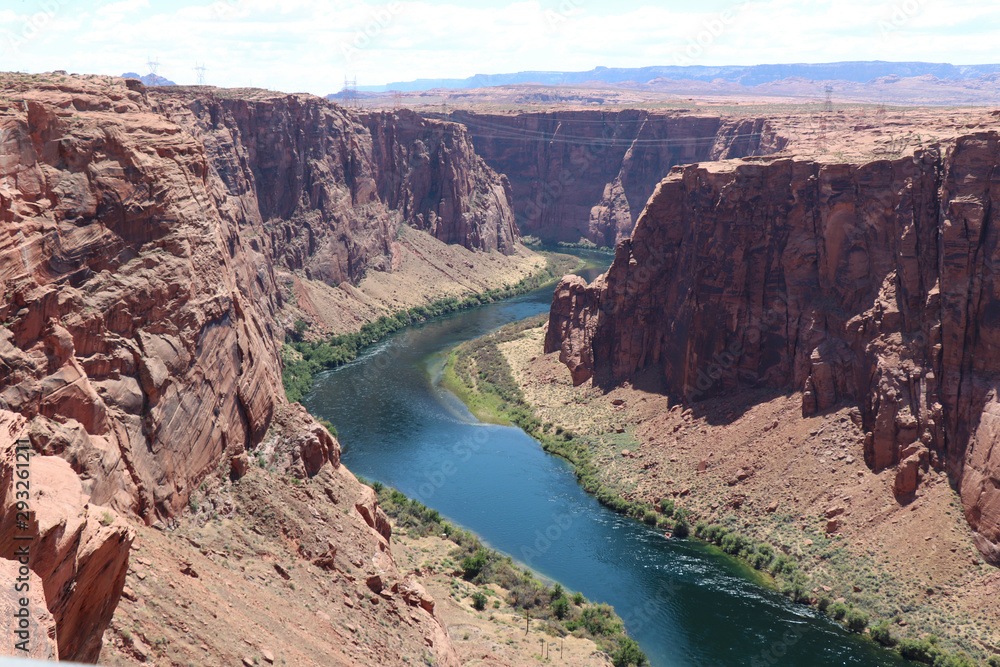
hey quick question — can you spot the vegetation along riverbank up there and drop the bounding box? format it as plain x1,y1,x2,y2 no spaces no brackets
281,252,587,402
365,478,648,666
444,316,1000,667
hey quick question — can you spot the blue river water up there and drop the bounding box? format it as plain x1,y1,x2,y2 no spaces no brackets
303,255,907,667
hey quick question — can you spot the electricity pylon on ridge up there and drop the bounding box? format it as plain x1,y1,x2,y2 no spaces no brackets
194,62,207,85
343,76,358,108
146,56,160,77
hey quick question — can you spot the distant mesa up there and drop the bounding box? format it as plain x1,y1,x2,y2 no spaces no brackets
353,60,1000,93
121,71,176,86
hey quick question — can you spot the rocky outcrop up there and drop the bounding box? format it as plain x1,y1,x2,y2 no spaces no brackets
544,274,601,385
545,136,1000,562
0,559,57,659
0,410,133,662
446,110,785,246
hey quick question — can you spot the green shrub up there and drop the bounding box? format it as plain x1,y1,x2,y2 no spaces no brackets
572,591,585,605
844,608,869,633
643,510,659,526
933,654,976,667
786,581,810,604
672,518,690,538
898,637,945,663
471,591,487,611
551,596,570,620
570,604,620,637
659,498,675,517
749,550,773,570
611,637,648,667
817,597,831,613
705,525,727,544
870,621,895,647
828,602,848,620
461,550,489,580
721,533,749,555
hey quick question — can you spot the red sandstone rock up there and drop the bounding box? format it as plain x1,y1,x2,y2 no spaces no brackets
544,275,601,385
0,76,516,525
0,560,58,659
0,74,494,666
449,110,784,246
894,450,927,498
399,576,436,613
546,136,1000,562
160,98,519,288
0,411,134,662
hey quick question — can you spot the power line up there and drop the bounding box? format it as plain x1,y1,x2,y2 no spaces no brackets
343,76,358,108
442,117,766,149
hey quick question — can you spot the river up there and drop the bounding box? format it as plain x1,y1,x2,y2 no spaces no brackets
303,252,907,667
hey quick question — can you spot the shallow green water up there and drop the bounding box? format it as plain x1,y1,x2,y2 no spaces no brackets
303,253,908,667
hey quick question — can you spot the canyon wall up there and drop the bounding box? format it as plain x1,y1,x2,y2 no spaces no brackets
159,96,519,287
0,74,514,662
546,137,1000,562
446,109,785,246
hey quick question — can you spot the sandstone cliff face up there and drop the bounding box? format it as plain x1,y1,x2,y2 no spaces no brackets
0,74,509,663
0,76,283,523
447,110,785,246
157,95,519,288
0,76,519,521
545,137,1000,562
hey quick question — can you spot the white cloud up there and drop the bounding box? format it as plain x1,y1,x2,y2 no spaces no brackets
4,0,1000,93
96,0,151,19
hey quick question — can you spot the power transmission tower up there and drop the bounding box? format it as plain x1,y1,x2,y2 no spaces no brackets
146,56,160,77
823,85,833,113
392,91,402,111
194,62,207,85
343,76,358,108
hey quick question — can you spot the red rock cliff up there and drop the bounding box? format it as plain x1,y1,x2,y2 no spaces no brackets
546,137,1000,563
157,94,519,287
446,110,785,246
0,74,511,663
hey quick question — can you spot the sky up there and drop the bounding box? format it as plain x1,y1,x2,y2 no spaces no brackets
1,0,998,95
